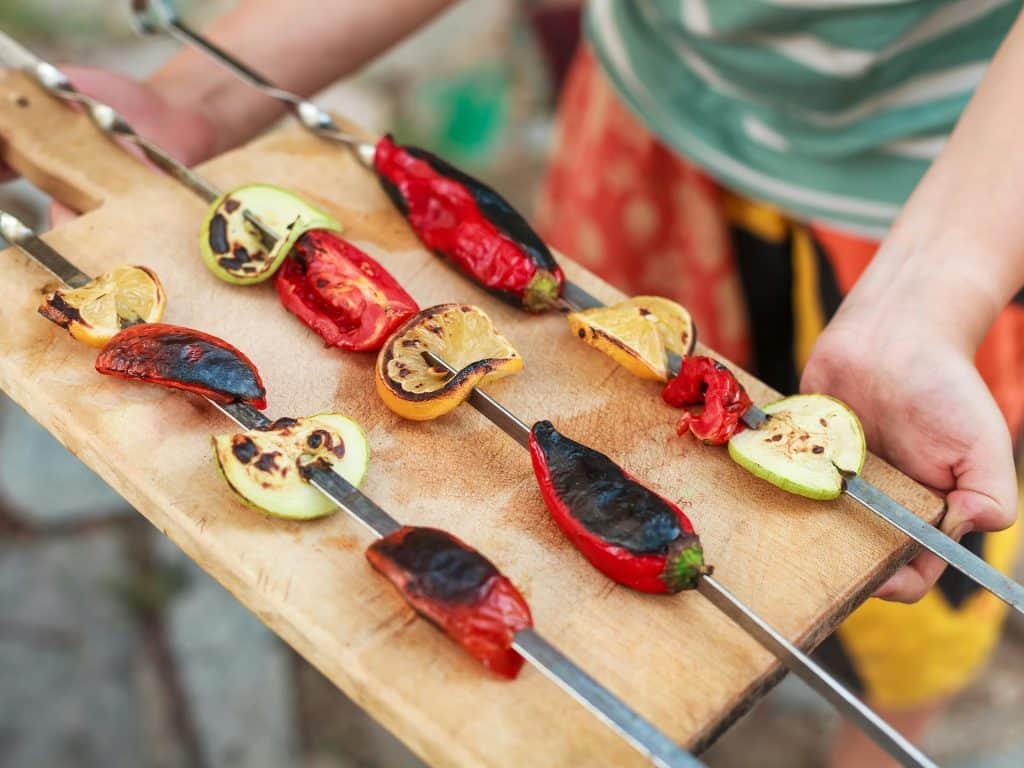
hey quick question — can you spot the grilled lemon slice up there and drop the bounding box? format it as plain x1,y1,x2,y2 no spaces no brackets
39,265,165,348
375,303,523,421
567,295,695,382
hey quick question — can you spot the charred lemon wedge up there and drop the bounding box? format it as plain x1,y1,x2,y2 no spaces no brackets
200,184,342,285
375,303,523,421
212,414,369,520
39,265,165,348
728,395,865,500
567,296,695,382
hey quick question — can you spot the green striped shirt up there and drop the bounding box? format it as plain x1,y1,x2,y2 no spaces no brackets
586,0,1022,236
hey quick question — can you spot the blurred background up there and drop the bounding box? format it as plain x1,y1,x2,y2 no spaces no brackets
1,2,1023,767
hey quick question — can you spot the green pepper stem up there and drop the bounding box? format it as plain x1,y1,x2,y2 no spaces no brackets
663,535,714,593
523,270,561,312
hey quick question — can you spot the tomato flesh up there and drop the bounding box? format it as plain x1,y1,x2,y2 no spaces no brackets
663,356,752,444
276,229,419,352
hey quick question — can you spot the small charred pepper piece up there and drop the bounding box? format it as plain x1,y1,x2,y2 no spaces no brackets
95,323,267,409
275,229,419,351
663,356,752,445
366,526,532,678
373,135,564,312
529,421,711,594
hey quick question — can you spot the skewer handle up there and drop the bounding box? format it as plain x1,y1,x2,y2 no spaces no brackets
133,1,336,132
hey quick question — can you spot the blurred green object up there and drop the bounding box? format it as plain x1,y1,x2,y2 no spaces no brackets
0,0,212,43
397,61,511,170
0,0,107,41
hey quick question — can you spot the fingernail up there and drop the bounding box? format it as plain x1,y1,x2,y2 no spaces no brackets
951,522,974,541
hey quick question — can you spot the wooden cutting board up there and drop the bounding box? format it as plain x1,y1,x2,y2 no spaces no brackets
0,71,942,766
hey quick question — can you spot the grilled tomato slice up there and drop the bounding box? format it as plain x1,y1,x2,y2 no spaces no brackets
275,229,419,351
663,356,752,445
200,184,342,284
375,304,522,421
39,265,165,347
567,296,695,382
213,413,369,519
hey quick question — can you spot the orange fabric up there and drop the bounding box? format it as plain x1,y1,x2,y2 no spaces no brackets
535,47,750,368
977,307,1024,434
807,224,876,293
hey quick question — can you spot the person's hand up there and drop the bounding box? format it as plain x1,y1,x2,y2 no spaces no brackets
0,66,218,224
62,66,218,165
801,256,1018,603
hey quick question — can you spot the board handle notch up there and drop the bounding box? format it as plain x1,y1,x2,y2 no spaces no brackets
0,70,156,215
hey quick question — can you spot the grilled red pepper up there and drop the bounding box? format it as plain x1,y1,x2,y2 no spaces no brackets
95,323,267,409
366,526,532,678
373,135,564,312
529,421,711,594
275,229,419,352
662,356,752,445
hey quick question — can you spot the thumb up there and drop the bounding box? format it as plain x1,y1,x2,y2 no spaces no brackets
943,423,1017,540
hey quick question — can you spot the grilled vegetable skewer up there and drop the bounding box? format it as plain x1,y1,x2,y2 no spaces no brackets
1,35,416,351
0,24,985,755
668,354,1024,616
133,1,592,313
421,350,935,768
0,209,700,768
146,0,1021,615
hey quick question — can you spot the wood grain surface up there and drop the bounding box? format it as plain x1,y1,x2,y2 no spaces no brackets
0,71,943,765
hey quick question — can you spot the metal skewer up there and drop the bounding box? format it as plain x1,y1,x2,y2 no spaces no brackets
0,29,280,247
735,402,1024,616
131,3,1024,612
0,210,700,768
422,351,935,768
131,1,609,308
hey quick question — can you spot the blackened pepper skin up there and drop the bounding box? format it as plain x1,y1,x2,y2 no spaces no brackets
366,526,532,678
95,323,267,409
529,421,710,594
373,135,564,311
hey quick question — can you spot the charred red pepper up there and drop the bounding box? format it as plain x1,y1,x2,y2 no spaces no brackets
95,323,267,409
275,229,419,352
366,526,532,678
529,421,711,594
373,135,564,312
662,356,752,445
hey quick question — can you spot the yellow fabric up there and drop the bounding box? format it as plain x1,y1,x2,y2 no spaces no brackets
730,194,1020,710
791,227,825,372
722,193,789,243
837,519,1020,711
